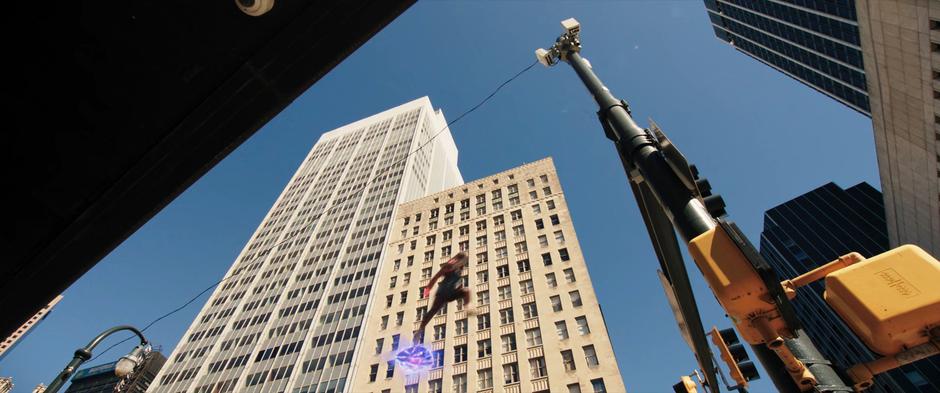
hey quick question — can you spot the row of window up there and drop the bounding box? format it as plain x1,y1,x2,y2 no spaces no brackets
370,352,606,392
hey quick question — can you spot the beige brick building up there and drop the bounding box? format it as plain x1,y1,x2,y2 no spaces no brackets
856,0,940,257
348,158,625,393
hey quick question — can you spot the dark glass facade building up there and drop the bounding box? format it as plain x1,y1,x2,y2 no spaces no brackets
760,182,940,392
703,0,870,115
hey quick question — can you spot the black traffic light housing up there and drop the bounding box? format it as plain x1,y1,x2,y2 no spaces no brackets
712,327,760,387
690,165,727,218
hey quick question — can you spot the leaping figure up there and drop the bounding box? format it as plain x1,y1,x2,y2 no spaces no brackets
413,251,474,343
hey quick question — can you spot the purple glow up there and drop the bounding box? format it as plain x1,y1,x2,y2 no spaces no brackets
395,344,433,373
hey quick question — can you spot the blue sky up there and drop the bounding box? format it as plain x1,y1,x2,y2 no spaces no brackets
1,2,878,392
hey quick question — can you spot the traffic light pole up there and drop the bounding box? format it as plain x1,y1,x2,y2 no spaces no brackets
540,19,852,393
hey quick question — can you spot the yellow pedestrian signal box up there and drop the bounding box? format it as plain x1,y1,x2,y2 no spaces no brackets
824,245,940,355
672,376,698,393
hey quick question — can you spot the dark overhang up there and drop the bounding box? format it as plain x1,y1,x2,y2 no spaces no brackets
4,0,414,340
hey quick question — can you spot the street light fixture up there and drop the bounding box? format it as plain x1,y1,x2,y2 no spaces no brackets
46,325,148,393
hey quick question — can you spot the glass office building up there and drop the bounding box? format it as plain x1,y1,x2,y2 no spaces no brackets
759,182,939,392
703,0,870,115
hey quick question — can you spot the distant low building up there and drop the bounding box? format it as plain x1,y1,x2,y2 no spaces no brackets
65,351,166,393
0,377,13,393
0,295,63,361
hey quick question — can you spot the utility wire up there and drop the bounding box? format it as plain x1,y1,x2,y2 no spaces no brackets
88,60,539,363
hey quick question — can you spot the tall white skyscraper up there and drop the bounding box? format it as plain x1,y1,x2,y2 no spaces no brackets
150,97,463,393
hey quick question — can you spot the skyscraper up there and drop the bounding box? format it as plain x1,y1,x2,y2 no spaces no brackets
702,0,940,258
760,182,940,392
703,0,870,114
0,294,62,361
149,97,463,393
349,158,626,393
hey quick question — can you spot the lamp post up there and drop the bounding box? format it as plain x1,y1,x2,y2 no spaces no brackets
46,325,148,393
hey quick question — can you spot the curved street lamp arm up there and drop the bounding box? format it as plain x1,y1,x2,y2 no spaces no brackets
46,325,148,393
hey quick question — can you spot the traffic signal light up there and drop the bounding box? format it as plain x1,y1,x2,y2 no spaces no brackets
672,375,698,393
711,326,760,387
689,165,727,218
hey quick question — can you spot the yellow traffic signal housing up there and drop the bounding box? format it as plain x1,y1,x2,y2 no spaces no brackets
824,245,940,355
689,226,788,345
672,376,698,393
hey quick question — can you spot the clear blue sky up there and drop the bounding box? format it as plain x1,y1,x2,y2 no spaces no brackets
1,2,878,392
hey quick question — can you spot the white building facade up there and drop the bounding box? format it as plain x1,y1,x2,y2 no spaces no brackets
149,97,462,393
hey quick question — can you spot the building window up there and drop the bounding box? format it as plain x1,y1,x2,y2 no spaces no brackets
522,302,539,319
400,290,408,304
381,316,389,330
538,235,548,247
590,378,607,393
375,338,384,354
529,356,547,378
520,280,534,294
497,285,511,300
542,253,553,266
397,311,404,326
406,385,418,393
551,295,563,312
497,265,510,278
499,308,515,324
477,291,490,305
454,344,468,363
477,252,489,265
432,349,444,368
386,360,395,378
567,383,582,393
501,334,517,352
477,339,492,358
584,344,599,366
570,290,583,307
386,295,393,308
456,319,468,335
511,210,523,221
562,350,576,371
550,214,560,225
494,215,505,226
556,320,569,340
443,230,452,240
531,204,541,214
369,364,379,382
428,379,442,393
564,268,576,283
453,374,468,393
514,241,528,255
525,328,542,347
478,368,493,389
459,225,469,236
576,316,591,335
390,276,397,289
559,248,570,261
527,179,536,187
503,363,520,384
476,236,487,248
496,247,508,259
477,314,491,330
535,219,544,230
547,200,556,210
512,225,525,237
529,190,538,200
477,270,489,284
517,259,531,273
434,324,447,340
546,273,557,288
